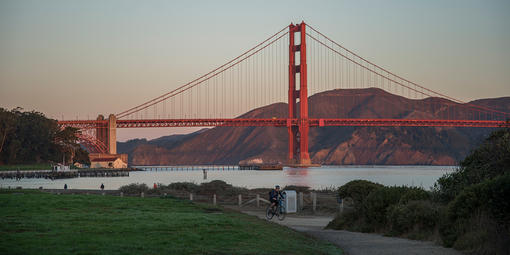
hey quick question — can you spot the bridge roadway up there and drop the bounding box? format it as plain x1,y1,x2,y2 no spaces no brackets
59,118,509,129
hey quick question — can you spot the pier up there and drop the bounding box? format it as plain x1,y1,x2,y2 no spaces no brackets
138,165,241,171
137,165,284,171
238,164,283,170
0,169,132,180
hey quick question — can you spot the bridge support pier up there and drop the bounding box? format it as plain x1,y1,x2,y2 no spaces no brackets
288,22,311,165
95,114,117,154
107,114,116,154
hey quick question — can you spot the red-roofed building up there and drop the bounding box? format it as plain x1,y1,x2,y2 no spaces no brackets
89,153,128,168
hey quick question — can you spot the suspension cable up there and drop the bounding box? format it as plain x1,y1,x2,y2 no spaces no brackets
117,25,289,118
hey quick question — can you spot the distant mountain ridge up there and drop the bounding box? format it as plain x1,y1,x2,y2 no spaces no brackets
117,129,209,164
117,88,510,165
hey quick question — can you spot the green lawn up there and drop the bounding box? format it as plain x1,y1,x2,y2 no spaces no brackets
0,190,342,255
0,164,52,171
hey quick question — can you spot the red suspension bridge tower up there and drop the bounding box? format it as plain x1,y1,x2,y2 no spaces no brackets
288,22,311,165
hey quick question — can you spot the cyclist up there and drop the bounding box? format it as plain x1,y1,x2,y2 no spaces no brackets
269,185,282,212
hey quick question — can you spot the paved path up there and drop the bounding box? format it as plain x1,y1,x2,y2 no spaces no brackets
241,210,462,255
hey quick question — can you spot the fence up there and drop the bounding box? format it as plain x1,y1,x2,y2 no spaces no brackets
116,190,340,214
39,188,341,214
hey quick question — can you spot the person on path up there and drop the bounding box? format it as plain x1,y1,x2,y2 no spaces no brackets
100,183,104,190
269,185,282,212
64,184,67,190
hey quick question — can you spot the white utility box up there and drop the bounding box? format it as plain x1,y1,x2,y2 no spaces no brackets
283,190,297,213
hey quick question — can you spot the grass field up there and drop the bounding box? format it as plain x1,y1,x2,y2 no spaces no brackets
0,164,52,171
0,189,342,255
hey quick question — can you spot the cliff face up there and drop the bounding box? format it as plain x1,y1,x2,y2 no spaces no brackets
118,88,509,165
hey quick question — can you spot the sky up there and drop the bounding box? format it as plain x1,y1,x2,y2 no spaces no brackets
1,0,509,141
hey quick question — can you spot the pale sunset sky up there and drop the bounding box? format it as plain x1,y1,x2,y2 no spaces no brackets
1,0,509,141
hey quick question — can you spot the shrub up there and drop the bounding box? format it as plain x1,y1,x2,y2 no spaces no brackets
361,186,403,229
399,186,431,203
326,210,370,232
337,180,383,209
387,200,440,237
362,186,430,229
198,180,232,195
166,182,199,192
434,128,510,203
433,170,463,203
328,129,510,254
445,212,509,255
329,183,431,232
119,183,148,194
441,174,510,250
448,174,510,225
122,181,251,196
283,185,310,193
197,180,248,196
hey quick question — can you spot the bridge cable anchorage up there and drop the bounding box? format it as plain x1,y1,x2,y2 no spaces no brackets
305,23,510,119
116,25,289,119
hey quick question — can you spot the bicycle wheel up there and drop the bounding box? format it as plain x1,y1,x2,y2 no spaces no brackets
277,207,286,221
266,205,274,220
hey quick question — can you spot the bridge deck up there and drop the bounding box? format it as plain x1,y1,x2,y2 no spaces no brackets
59,118,509,129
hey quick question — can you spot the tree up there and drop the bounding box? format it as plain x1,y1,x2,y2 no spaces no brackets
0,108,17,156
0,107,89,165
433,128,510,202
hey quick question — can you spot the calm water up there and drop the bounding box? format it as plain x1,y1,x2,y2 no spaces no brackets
0,165,455,190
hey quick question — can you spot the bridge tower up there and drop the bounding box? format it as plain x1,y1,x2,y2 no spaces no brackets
95,114,117,154
288,22,311,165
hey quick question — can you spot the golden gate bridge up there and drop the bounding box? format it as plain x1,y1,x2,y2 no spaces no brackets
58,22,510,166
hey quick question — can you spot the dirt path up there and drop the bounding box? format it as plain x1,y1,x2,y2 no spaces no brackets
241,210,462,255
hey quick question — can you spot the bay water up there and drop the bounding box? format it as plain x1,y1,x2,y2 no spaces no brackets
0,165,455,191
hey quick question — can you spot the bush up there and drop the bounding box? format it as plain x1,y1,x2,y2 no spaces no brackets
166,182,199,192
440,210,509,255
119,183,148,194
283,185,310,193
120,181,251,196
328,129,510,254
337,180,383,209
433,170,463,203
440,174,510,252
362,186,430,229
448,174,510,224
387,200,440,237
196,180,248,196
198,180,232,195
326,210,370,232
329,182,431,233
434,128,510,203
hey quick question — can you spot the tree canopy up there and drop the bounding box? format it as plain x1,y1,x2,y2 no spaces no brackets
0,107,89,165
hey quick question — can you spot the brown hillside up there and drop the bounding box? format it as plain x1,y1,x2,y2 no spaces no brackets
124,88,510,165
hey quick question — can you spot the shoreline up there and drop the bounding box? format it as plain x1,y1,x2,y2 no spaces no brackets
0,168,139,180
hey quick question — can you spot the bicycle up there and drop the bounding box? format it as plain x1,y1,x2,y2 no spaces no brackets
266,192,286,221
